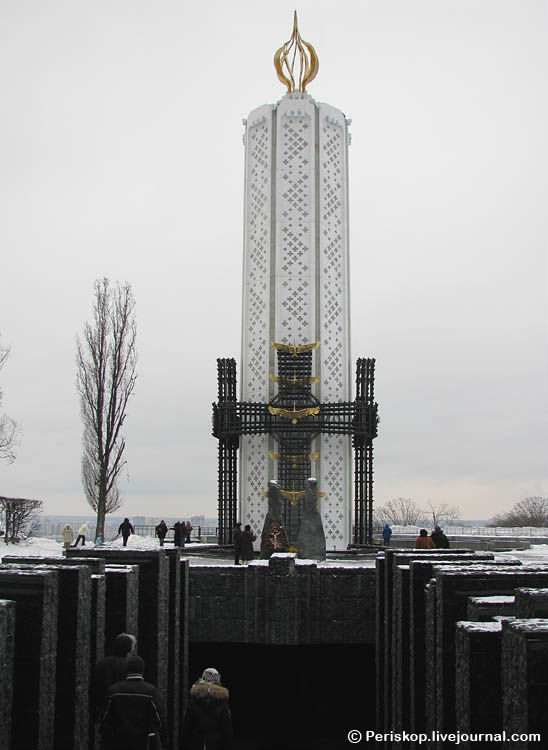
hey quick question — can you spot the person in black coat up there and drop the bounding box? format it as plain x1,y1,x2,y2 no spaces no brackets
181,668,233,750
239,525,256,563
118,518,135,547
431,526,450,548
155,520,168,547
94,633,137,721
233,522,242,565
101,655,167,750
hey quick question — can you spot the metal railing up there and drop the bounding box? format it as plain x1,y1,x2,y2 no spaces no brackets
386,525,548,537
132,525,218,541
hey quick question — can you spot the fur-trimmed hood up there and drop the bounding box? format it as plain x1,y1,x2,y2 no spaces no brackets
190,681,230,702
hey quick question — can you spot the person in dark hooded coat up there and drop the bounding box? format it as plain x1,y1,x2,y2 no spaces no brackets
182,668,233,750
118,518,134,547
100,655,167,750
431,526,450,548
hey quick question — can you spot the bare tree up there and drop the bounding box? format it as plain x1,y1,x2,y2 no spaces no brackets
489,497,548,527
76,278,137,542
426,501,461,528
0,496,43,543
375,497,426,526
0,335,21,463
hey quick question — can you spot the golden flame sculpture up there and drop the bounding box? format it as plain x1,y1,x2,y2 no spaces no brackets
274,11,319,93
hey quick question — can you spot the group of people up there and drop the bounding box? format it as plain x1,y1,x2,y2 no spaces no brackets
382,523,450,549
62,521,93,549
95,633,232,749
61,518,136,549
156,520,193,548
232,521,256,564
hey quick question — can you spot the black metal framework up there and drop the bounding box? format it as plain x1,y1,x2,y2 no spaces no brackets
212,353,378,544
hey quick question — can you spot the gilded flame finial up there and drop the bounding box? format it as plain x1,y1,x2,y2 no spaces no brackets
274,11,319,93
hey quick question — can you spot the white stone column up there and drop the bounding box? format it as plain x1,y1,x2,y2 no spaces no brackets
240,92,352,549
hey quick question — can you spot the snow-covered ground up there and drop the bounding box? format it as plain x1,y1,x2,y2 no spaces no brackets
2,536,548,568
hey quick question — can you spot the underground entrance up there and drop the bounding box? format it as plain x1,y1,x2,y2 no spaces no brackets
188,642,376,749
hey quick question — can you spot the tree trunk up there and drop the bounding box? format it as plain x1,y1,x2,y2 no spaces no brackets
95,468,107,542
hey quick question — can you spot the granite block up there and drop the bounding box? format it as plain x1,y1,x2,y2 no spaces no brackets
66,548,169,703
502,618,548,748
515,588,548,619
0,569,58,750
0,600,15,750
455,621,503,748
435,567,548,737
0,562,92,750
466,595,515,621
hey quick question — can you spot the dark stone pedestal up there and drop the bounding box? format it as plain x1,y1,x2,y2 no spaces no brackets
434,567,548,739
0,562,93,750
502,618,548,748
385,552,493,734
381,548,474,730
103,565,139,647
179,559,190,745
0,570,58,750
0,600,15,750
67,549,169,704
455,621,503,748
165,547,181,750
466,595,515,621
515,587,548,618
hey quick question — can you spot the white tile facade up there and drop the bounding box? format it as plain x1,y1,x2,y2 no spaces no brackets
240,92,352,549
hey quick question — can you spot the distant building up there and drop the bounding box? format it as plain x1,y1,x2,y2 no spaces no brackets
190,515,205,527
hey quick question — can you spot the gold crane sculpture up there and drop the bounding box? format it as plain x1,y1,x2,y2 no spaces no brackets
269,450,320,470
270,340,320,357
273,11,319,93
269,372,320,387
268,401,320,425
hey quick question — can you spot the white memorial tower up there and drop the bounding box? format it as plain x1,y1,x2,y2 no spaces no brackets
240,14,353,549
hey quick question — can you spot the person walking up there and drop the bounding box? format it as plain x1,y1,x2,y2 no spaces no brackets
73,521,90,547
118,518,135,547
100,655,167,750
239,524,256,564
431,525,450,548
94,633,137,722
233,522,242,565
185,521,193,544
414,528,436,549
181,667,233,750
61,523,74,550
155,520,168,547
382,523,392,547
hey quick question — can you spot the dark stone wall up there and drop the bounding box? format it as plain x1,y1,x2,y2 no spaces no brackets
435,567,548,737
466,595,515,621
67,549,169,702
0,570,58,750
515,587,548,618
0,600,15,750
502,619,548,748
0,563,93,750
165,548,181,750
188,554,376,646
455,621,503,748
103,565,139,647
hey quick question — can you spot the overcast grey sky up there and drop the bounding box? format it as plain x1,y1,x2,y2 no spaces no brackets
1,0,546,521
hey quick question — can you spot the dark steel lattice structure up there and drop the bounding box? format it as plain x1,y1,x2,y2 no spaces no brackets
212,353,378,545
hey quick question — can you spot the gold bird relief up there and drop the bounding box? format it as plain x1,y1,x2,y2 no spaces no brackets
270,341,320,357
268,402,320,425
269,373,320,387
269,450,320,470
